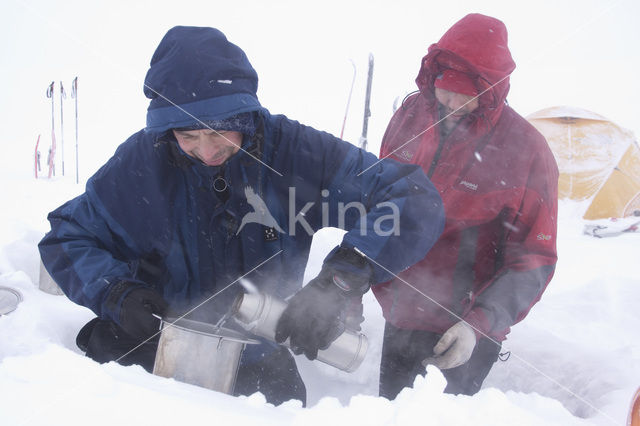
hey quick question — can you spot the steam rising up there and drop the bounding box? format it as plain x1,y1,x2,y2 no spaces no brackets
239,278,259,294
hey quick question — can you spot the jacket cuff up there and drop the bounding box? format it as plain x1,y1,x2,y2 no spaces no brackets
322,246,373,295
463,307,493,340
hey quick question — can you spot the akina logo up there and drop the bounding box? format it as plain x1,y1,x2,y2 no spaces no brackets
236,187,284,235
237,187,401,237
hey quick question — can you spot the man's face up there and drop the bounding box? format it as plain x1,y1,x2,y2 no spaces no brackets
172,129,243,167
434,87,479,132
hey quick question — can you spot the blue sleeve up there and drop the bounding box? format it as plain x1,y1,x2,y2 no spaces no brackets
271,116,445,283
37,136,157,321
38,190,145,321
334,155,445,283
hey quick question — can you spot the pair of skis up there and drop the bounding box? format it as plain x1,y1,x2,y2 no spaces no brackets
34,132,56,180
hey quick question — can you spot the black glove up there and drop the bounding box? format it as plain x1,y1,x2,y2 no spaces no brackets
106,281,168,340
275,247,372,360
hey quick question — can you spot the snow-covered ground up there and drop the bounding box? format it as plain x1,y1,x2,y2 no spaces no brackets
0,165,639,426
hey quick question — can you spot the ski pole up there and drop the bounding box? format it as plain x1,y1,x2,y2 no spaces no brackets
46,81,56,178
71,77,79,184
360,53,374,151
60,81,66,176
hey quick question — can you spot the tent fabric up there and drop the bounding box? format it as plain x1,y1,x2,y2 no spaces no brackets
527,106,640,220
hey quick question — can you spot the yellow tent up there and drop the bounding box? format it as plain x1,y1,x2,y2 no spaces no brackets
527,106,640,220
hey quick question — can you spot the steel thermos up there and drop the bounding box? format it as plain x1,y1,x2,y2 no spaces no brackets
232,291,368,373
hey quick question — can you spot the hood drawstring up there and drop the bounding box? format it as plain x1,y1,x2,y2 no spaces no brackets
401,90,421,111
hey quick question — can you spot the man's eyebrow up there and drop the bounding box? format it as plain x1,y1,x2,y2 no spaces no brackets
173,128,229,136
173,129,193,135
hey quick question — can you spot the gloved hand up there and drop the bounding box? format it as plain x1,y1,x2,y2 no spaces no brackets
106,281,168,340
422,321,477,370
275,276,348,360
275,247,372,360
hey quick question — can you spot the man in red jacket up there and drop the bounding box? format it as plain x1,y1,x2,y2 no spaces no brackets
372,13,559,398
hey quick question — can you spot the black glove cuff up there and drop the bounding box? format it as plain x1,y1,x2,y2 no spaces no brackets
330,273,369,294
321,246,373,296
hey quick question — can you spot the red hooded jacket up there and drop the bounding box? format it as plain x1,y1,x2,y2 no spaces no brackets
372,14,559,341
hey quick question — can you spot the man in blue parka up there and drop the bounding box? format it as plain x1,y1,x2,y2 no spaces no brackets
39,26,445,406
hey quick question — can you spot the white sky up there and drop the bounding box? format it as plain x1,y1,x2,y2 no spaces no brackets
1,0,639,179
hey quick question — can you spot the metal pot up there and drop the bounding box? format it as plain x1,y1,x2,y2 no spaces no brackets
38,258,64,296
153,316,258,394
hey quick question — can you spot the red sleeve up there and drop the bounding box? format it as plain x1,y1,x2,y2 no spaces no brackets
465,147,559,338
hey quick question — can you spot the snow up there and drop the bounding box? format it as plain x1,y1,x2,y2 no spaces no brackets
2,1,640,424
